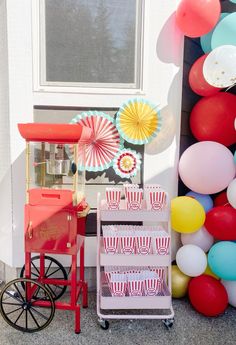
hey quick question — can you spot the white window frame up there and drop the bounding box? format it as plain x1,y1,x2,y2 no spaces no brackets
32,0,145,96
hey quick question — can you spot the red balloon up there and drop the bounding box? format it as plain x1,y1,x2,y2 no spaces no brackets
188,275,228,317
190,93,236,146
214,191,229,207
204,205,236,240
189,55,221,96
176,0,221,38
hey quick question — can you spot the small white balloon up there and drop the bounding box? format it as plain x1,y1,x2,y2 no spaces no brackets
176,244,207,277
203,45,236,88
181,226,214,253
221,280,236,307
227,178,236,209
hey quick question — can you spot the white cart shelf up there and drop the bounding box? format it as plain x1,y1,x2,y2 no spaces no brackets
96,193,174,328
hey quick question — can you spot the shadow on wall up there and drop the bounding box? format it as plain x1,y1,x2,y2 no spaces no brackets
156,12,183,66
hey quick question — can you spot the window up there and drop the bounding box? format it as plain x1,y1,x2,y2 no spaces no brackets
37,0,143,90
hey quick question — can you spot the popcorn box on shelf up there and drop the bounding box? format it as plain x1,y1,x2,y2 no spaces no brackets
126,188,143,210
102,227,119,255
127,273,143,297
109,273,127,297
105,187,122,210
146,189,167,211
153,233,170,255
119,230,135,255
135,231,152,255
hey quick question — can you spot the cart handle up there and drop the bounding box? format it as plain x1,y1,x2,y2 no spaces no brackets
27,221,33,239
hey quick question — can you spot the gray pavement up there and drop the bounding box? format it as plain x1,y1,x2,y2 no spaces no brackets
0,293,235,345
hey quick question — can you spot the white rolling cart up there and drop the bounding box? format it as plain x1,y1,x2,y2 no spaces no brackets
96,192,174,330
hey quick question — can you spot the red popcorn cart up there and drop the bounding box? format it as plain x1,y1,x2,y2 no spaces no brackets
0,123,92,333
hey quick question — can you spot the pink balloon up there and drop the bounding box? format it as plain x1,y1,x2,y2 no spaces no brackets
176,0,221,38
189,55,221,96
179,142,235,194
181,226,214,253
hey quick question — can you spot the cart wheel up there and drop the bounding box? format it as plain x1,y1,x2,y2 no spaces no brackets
20,255,68,301
98,318,109,330
0,278,55,333
162,318,174,330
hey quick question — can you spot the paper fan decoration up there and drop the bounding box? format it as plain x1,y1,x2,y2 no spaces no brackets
116,98,161,145
113,149,141,178
70,111,124,171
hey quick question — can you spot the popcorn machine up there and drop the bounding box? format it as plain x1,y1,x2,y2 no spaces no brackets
0,123,92,333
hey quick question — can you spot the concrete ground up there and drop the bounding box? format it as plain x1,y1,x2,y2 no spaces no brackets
0,292,235,345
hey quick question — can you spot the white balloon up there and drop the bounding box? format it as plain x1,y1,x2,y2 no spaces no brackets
203,45,236,87
181,226,214,253
221,280,236,307
176,244,207,277
227,178,236,209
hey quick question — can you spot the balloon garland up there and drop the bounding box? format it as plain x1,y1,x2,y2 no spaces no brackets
174,0,236,317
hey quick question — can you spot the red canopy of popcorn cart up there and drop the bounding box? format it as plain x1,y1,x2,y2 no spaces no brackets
18,123,92,143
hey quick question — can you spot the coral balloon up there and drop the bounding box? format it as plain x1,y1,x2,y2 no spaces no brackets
179,141,235,194
176,244,207,277
175,0,221,38
171,265,191,298
214,191,229,207
190,93,236,146
181,226,214,253
188,275,228,316
208,241,236,280
227,178,236,208
188,55,221,96
171,196,205,233
221,280,236,308
204,205,236,240
185,191,213,212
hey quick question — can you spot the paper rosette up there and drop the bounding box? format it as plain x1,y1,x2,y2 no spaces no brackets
70,111,123,171
116,98,161,145
113,149,141,178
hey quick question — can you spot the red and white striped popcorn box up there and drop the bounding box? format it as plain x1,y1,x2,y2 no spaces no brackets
153,231,170,255
109,273,127,297
123,184,139,199
127,273,144,297
149,266,166,285
146,189,167,211
119,230,135,255
126,188,143,210
142,271,163,296
135,231,152,255
102,228,119,255
105,187,122,210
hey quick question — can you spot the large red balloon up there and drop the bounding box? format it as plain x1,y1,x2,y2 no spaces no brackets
189,55,221,96
188,275,228,316
190,93,236,146
176,0,221,38
204,205,236,240
214,191,229,207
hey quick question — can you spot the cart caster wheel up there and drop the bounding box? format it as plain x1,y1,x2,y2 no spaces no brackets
20,255,68,301
162,318,174,330
0,278,55,333
99,319,109,330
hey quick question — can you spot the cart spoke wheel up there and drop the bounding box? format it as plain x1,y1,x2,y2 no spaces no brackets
20,256,68,301
98,318,109,330
162,318,174,330
0,278,55,333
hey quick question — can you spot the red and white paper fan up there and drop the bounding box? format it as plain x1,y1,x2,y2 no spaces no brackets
70,111,123,171
113,148,141,178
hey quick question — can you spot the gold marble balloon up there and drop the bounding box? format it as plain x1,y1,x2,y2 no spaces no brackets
171,265,191,298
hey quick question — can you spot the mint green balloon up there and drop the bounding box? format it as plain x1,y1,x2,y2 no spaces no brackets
208,241,236,280
200,13,229,53
211,12,236,49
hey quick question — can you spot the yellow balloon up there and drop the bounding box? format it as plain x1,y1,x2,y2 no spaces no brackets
171,196,205,233
204,265,219,280
171,265,191,298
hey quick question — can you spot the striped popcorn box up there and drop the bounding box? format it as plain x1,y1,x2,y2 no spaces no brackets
126,188,143,210
106,187,122,210
127,273,144,297
103,229,119,255
153,231,170,255
142,271,163,296
123,184,139,199
109,273,127,297
146,189,167,211
119,230,135,255
135,231,152,255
